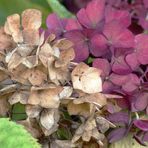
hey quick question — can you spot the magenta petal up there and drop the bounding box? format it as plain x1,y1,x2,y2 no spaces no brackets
77,0,105,29
112,56,132,75
107,112,129,125
126,53,140,71
105,6,131,27
103,21,134,48
135,34,148,65
134,93,148,111
110,73,129,86
65,18,82,31
134,120,148,132
122,74,140,92
64,30,89,62
46,13,67,36
108,127,127,143
90,34,108,57
93,58,111,77
143,0,148,8
77,8,92,28
143,132,148,142
86,0,105,26
102,81,119,93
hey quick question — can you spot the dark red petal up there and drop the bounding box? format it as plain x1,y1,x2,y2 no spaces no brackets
134,120,148,132
90,34,108,57
134,93,148,111
93,58,111,77
125,53,140,71
103,21,134,48
107,127,127,143
106,112,129,125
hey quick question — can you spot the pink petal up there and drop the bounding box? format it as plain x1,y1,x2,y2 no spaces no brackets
93,58,111,77
134,93,148,111
103,21,134,48
110,73,129,86
135,34,148,65
126,53,140,71
112,55,132,75
77,0,105,29
86,0,105,27
90,34,108,57
65,18,82,31
105,6,131,27
122,74,140,92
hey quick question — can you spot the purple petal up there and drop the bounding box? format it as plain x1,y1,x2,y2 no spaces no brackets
143,132,148,142
126,53,140,71
135,34,148,65
46,13,66,36
103,21,134,48
65,18,82,31
107,127,127,143
134,120,148,132
77,0,105,29
112,55,132,75
102,81,118,93
106,112,129,125
122,74,140,92
134,93,148,111
110,73,129,86
93,58,111,77
90,34,108,57
105,6,131,27
64,30,89,62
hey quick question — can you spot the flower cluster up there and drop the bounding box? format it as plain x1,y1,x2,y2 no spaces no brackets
44,0,148,145
0,9,118,147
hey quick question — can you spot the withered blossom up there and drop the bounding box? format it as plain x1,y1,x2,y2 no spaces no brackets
0,8,117,147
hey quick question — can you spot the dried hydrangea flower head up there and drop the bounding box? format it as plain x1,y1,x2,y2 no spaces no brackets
0,9,117,147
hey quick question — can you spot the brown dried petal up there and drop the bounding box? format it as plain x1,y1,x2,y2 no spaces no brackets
72,63,102,94
21,9,41,30
28,86,63,108
0,27,15,52
0,95,10,116
54,39,74,50
73,93,107,107
28,69,47,86
67,101,91,117
8,91,29,105
5,14,23,43
26,105,42,118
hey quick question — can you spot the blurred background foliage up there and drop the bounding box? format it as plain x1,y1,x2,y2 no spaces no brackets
0,0,73,27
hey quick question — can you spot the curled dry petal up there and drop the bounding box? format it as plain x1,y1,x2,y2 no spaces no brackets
72,62,102,94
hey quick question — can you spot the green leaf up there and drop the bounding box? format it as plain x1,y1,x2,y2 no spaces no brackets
11,103,27,121
57,127,72,140
46,0,74,18
0,0,52,26
0,118,40,148
87,57,94,64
